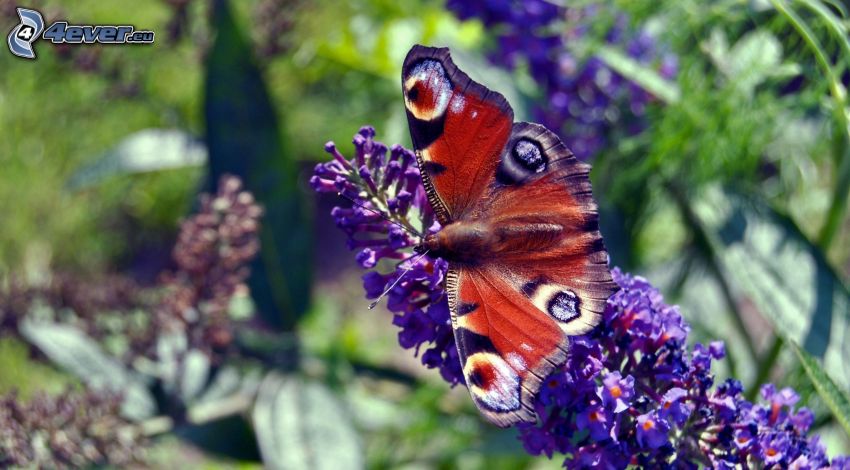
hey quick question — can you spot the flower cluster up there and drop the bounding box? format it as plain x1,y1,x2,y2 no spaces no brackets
0,273,143,341
446,1,677,160
0,176,265,468
515,269,848,468
310,126,463,384
0,388,145,468
253,0,302,59
1,176,263,366
154,174,263,360
313,127,850,468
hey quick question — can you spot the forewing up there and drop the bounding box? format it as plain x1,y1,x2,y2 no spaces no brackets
402,45,514,224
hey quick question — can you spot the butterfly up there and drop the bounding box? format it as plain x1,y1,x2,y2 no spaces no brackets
402,45,618,427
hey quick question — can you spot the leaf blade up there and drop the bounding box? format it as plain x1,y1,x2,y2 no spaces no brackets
592,44,681,104
692,188,850,390
204,0,312,331
67,129,207,190
791,342,850,439
19,319,156,421
252,372,363,470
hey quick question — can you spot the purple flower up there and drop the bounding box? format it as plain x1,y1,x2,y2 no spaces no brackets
537,371,573,407
312,127,459,384
832,456,850,469
313,126,850,468
760,434,790,465
576,403,614,441
518,424,556,458
635,411,670,449
659,387,691,426
791,408,815,433
445,2,678,160
734,427,755,450
574,443,629,469
599,371,634,413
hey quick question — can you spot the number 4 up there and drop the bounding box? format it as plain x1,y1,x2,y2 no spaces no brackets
17,26,34,40
43,22,67,43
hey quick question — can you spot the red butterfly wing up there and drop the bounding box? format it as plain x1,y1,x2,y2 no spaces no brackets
447,265,568,426
402,45,513,224
402,46,617,427
446,124,615,426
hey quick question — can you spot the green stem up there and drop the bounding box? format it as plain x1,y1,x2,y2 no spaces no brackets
818,148,850,249
772,0,850,250
745,335,784,401
347,166,424,237
667,183,760,364
136,391,257,437
771,0,846,105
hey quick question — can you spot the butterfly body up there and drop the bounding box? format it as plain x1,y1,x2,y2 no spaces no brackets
421,218,573,264
402,45,617,427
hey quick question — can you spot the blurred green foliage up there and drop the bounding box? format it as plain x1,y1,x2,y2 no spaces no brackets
1,0,850,467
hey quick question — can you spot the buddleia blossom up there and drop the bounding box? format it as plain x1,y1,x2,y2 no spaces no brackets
310,126,462,384
154,174,263,361
515,270,847,467
446,1,678,160
1,176,263,367
0,389,145,468
0,273,143,342
312,126,850,468
253,0,302,59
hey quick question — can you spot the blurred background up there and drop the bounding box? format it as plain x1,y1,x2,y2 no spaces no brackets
1,0,849,467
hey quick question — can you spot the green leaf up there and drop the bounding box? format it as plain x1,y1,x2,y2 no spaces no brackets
67,129,207,190
692,187,850,390
791,342,850,439
145,333,211,403
770,0,850,249
156,331,187,395
703,29,796,96
204,0,312,332
253,372,363,470
179,349,211,403
592,44,681,104
797,0,850,65
19,319,156,421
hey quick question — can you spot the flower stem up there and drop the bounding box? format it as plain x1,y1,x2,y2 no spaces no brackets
666,182,760,365
746,335,784,401
136,391,257,437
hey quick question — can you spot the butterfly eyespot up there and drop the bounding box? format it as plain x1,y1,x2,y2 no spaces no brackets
468,365,490,388
404,59,452,121
464,353,522,412
521,279,542,297
513,139,546,173
496,136,550,185
547,290,580,323
406,86,420,101
458,301,478,315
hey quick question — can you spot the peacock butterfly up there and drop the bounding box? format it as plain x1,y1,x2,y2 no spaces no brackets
402,45,618,427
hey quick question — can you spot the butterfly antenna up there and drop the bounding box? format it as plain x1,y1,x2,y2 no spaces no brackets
368,249,430,310
337,192,422,238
